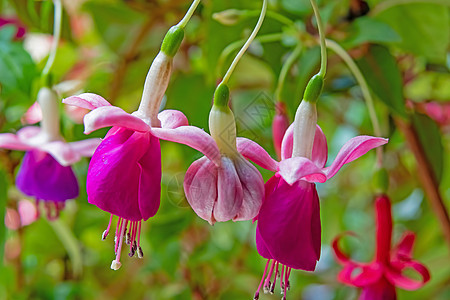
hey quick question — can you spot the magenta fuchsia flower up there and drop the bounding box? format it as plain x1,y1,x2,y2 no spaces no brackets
332,195,430,300
272,101,290,160
253,98,388,299
63,50,218,269
0,87,101,218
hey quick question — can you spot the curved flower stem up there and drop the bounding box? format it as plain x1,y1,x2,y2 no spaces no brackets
42,0,62,78
310,0,327,78
371,0,450,16
216,32,283,78
221,0,268,84
177,0,201,28
325,39,383,166
275,43,302,102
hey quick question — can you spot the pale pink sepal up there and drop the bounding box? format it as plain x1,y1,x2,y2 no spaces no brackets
69,138,102,157
151,126,221,166
16,126,41,140
83,106,150,134
0,133,33,151
281,124,294,160
278,157,327,185
22,102,42,124
158,110,189,129
63,93,112,110
236,137,278,172
324,136,388,179
40,141,80,167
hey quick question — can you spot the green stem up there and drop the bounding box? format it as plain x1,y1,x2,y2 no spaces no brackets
221,0,268,84
245,10,295,26
42,0,62,77
216,32,283,78
326,39,383,166
47,219,83,278
177,0,201,28
371,0,450,16
275,43,302,102
310,0,327,78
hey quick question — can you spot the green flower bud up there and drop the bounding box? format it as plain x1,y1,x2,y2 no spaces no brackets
213,82,230,108
303,74,324,103
161,26,185,57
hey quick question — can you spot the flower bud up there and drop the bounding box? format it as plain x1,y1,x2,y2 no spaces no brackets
303,74,324,103
161,25,185,57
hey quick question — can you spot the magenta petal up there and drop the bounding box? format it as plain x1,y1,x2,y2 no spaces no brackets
236,138,278,171
16,150,79,202
68,138,102,157
83,106,150,134
257,179,321,270
359,277,397,300
338,262,384,287
183,156,218,224
385,261,431,290
87,128,150,221
0,133,33,151
278,157,327,185
256,226,272,259
151,126,221,166
324,136,388,179
233,156,264,221
63,93,112,110
214,157,243,222
312,125,328,168
392,232,415,260
137,135,161,220
158,109,189,129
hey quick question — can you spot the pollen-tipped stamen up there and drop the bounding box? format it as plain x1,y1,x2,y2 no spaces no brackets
102,214,114,240
254,259,271,300
111,219,127,270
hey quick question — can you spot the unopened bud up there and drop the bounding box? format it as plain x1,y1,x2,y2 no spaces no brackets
303,74,324,103
161,26,184,57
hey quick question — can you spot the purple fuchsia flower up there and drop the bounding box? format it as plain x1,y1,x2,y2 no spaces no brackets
253,80,388,299
0,87,101,218
332,195,430,300
63,26,218,270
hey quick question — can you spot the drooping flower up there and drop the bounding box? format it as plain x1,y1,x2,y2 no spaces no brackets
332,195,430,300
253,91,388,298
153,83,277,224
0,87,101,219
62,26,214,270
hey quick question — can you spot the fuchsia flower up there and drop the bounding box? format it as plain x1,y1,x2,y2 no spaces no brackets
272,101,290,159
332,195,430,300
0,87,101,218
253,97,388,299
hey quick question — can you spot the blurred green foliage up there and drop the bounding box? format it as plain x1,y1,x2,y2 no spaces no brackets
0,0,449,299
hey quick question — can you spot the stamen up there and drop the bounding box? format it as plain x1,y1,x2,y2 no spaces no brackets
263,260,276,294
137,246,144,259
270,262,279,294
114,218,123,254
111,220,127,271
102,215,114,240
254,259,271,300
280,264,285,294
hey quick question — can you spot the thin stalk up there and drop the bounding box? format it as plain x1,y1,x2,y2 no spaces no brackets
244,10,295,26
177,0,201,28
221,0,268,84
371,0,450,16
216,32,283,78
326,39,383,166
42,0,62,77
275,43,302,102
310,0,327,77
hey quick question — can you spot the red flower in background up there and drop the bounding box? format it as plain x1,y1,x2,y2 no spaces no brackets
332,195,430,300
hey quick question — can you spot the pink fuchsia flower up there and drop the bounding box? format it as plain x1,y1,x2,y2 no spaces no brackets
332,195,430,300
5,199,38,230
155,83,277,224
0,87,101,218
63,32,208,269
253,94,388,299
0,17,26,39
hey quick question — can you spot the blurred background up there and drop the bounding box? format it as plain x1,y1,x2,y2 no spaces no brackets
0,0,449,299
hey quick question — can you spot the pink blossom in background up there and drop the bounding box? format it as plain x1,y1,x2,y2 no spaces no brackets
332,195,430,300
272,101,290,160
0,17,25,38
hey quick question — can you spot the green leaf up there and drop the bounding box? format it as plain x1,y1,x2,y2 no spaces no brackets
281,0,312,16
411,113,444,183
344,17,401,48
356,44,406,117
0,25,16,41
0,169,7,266
374,3,449,62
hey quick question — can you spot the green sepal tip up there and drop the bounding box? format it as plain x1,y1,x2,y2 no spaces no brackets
213,82,230,108
161,26,185,57
303,74,324,103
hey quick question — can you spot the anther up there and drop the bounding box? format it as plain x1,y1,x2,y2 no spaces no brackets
263,281,271,294
126,232,131,245
102,230,109,240
137,246,144,258
111,260,122,270
253,292,259,300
